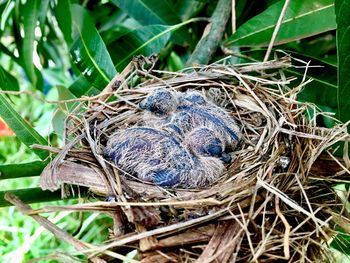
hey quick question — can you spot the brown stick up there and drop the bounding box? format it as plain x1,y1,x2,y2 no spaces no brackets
186,0,232,66
4,193,106,263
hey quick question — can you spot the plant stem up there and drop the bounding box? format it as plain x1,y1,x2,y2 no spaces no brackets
186,0,232,66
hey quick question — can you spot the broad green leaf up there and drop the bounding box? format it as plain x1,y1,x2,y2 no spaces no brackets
100,17,142,45
111,25,172,70
0,94,48,160
21,0,41,86
98,9,129,33
283,52,338,108
225,0,336,48
0,65,19,91
55,0,73,45
0,161,46,180
330,228,350,256
336,0,350,124
175,0,206,21
112,0,181,25
70,4,117,90
238,49,338,108
111,0,190,45
68,74,96,98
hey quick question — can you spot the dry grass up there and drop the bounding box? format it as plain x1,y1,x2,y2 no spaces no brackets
7,55,350,262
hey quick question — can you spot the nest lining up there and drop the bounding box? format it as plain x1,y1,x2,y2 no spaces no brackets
37,56,350,262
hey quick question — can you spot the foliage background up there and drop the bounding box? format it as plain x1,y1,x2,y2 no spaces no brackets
0,0,348,261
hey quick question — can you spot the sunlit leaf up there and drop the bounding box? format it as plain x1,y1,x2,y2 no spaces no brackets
21,0,41,86
70,4,117,90
225,0,336,48
0,0,15,36
335,0,350,124
0,94,48,160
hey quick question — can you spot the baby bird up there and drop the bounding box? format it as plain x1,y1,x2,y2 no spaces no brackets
139,88,241,153
104,127,224,188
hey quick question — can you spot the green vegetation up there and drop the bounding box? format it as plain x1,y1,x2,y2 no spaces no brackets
0,0,349,261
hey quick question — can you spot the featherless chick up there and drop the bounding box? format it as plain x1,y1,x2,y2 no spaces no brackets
104,127,224,188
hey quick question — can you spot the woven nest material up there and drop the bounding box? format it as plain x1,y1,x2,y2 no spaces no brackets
38,55,350,262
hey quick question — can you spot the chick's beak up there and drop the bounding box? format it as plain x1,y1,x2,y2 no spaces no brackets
139,99,147,110
220,153,232,163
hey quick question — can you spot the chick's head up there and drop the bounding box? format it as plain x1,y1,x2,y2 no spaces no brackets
139,88,178,115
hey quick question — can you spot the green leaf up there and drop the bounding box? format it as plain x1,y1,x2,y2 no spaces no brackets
238,49,338,108
70,4,117,90
0,42,20,65
0,188,61,207
0,161,46,180
55,0,73,45
335,0,350,124
0,0,15,36
111,25,172,70
225,0,336,48
112,0,181,25
330,228,350,256
167,51,185,71
21,0,41,86
68,74,100,98
175,0,206,21
285,53,338,108
0,94,48,160
0,66,19,91
111,0,190,45
37,0,49,32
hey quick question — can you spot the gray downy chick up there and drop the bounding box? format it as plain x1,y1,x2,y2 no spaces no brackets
139,88,241,154
104,127,224,188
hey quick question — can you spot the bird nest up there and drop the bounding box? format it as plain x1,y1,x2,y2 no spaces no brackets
33,55,350,262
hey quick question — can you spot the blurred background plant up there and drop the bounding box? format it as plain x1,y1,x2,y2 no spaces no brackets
0,0,349,261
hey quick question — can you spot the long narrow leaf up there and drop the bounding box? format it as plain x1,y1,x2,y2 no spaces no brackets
112,25,171,70
21,0,40,86
336,0,350,124
0,188,62,207
112,0,181,25
111,0,190,45
70,4,117,90
225,0,336,48
68,74,92,98
112,19,197,70
0,94,48,160
55,0,73,45
0,161,46,180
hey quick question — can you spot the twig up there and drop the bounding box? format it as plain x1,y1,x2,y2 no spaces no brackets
186,0,232,66
231,0,236,33
264,0,291,61
4,193,106,263
275,196,291,259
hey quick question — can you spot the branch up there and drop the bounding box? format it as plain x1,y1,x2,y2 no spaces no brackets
186,0,231,66
4,193,106,263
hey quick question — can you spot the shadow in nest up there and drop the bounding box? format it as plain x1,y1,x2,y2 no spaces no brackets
35,55,350,262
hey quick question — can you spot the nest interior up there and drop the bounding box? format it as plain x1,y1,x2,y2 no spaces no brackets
38,56,350,262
